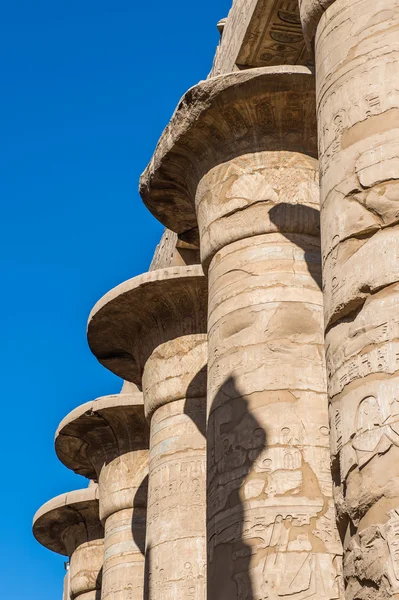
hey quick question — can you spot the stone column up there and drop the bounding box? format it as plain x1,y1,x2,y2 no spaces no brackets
87,266,208,600
63,569,71,600
298,1,399,596
140,67,344,599
33,485,104,600
55,384,148,600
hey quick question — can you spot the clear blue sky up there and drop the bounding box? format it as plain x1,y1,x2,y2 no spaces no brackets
0,1,231,597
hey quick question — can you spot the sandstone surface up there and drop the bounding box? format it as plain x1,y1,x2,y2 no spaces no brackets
140,65,344,599
33,486,104,600
88,266,208,600
55,386,148,600
298,0,399,596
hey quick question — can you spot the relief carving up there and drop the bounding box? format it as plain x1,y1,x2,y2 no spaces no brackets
305,0,399,594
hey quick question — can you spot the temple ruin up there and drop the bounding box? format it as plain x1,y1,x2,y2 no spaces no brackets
33,1,399,598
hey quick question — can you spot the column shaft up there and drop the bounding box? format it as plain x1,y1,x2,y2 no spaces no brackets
55,394,149,600
68,540,103,600
139,67,345,600
33,488,104,600
200,152,343,599
97,444,148,600
101,506,146,599
146,398,206,599
86,267,208,600
303,0,399,595
143,336,207,600
63,570,71,600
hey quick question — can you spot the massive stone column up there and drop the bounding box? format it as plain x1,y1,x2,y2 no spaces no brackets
87,266,208,600
33,485,104,600
55,383,148,600
140,67,344,599
298,1,399,596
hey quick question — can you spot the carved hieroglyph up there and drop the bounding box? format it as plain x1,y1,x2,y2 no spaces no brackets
205,232,343,600
33,486,104,600
87,266,208,600
298,0,399,597
149,229,200,271
55,384,149,600
211,0,312,75
140,67,344,599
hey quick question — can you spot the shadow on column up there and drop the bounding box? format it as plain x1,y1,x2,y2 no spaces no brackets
141,369,266,598
131,473,148,556
269,203,322,290
128,474,148,599
144,543,151,600
95,568,102,600
184,364,208,439
207,376,266,600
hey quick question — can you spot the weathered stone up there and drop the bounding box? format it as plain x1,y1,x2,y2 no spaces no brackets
211,0,312,75
298,0,335,48
298,0,399,596
205,232,343,600
151,1,315,271
63,570,71,600
141,67,344,599
149,229,200,271
33,486,104,600
34,2,399,598
55,387,148,600
140,67,318,258
87,266,207,382
87,266,208,600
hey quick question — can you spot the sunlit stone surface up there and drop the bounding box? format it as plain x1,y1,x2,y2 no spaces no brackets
55,384,149,600
33,2,399,598
140,66,344,600
87,266,208,600
298,0,399,596
33,486,104,600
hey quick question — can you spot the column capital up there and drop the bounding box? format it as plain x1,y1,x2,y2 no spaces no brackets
55,390,147,478
87,266,208,411
298,0,335,46
140,66,316,244
33,486,104,599
55,390,149,521
33,485,102,557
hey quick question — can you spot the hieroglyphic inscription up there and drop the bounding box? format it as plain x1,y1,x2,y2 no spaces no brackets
211,0,312,76
146,398,206,600
312,2,399,594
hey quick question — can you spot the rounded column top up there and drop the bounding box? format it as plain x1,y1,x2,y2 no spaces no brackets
298,0,335,46
33,485,102,556
139,66,316,241
55,390,148,480
87,265,207,384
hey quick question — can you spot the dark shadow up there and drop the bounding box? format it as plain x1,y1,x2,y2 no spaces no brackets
143,542,151,600
207,376,266,600
141,368,266,600
131,474,148,556
95,567,103,600
137,206,323,599
184,364,208,439
126,473,148,598
140,364,208,599
269,203,322,290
